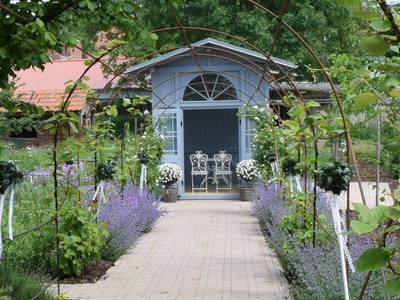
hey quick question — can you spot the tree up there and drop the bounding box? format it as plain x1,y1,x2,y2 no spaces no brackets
137,0,360,78
0,1,143,88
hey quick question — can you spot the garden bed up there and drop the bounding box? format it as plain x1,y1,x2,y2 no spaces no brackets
59,260,114,284
251,183,388,299
0,142,164,294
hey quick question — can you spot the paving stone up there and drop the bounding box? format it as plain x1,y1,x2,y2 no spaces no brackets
56,200,287,299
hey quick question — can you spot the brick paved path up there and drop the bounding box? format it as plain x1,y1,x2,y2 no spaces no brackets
59,200,287,300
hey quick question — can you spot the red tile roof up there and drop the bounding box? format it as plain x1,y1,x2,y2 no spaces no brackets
15,59,111,91
13,59,111,111
16,90,84,111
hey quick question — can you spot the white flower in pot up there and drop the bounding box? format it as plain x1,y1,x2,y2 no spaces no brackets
158,163,182,203
235,159,260,184
236,160,260,201
158,163,182,187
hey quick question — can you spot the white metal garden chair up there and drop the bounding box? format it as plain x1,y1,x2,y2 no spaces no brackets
213,150,232,193
190,151,208,193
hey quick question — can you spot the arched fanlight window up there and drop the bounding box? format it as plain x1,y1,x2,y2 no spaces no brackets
183,73,238,101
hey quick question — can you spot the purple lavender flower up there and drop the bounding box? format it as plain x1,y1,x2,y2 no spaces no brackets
251,182,386,299
98,184,163,260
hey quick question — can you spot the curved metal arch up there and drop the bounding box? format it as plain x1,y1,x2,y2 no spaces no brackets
149,27,308,104
104,53,288,127
101,39,300,116
105,46,273,111
108,48,275,106
114,47,290,111
150,70,268,128
101,24,322,133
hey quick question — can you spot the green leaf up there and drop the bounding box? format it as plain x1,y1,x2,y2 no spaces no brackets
381,34,397,41
306,101,321,107
354,92,377,110
35,18,45,29
68,122,78,134
351,220,378,234
370,20,391,32
336,0,359,10
122,98,131,107
87,1,97,11
354,11,381,21
360,36,389,56
140,31,158,47
386,207,400,221
304,117,314,126
350,78,364,90
386,277,400,294
389,89,400,97
385,224,400,233
371,205,390,223
109,105,118,117
356,248,391,272
353,203,373,221
390,45,399,53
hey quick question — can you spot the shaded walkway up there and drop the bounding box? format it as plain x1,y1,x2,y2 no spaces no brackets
60,200,286,300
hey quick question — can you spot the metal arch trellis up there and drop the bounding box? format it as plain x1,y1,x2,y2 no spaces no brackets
137,19,365,246
97,47,290,125
141,9,357,297
49,16,349,253
76,28,320,126
117,25,330,246
0,1,374,298
94,23,339,254
87,4,364,292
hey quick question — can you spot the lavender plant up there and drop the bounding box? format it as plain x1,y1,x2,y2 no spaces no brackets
98,184,162,261
252,183,386,299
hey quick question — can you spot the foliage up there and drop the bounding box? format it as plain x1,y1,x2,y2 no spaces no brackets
316,160,352,195
0,143,51,173
158,163,183,185
0,161,23,193
240,105,283,179
98,184,162,261
252,183,386,299
96,160,116,182
0,114,41,138
4,181,55,273
117,116,164,188
328,2,400,294
138,0,360,79
0,263,54,300
58,206,108,277
350,187,400,295
282,157,300,176
279,191,331,244
0,1,146,88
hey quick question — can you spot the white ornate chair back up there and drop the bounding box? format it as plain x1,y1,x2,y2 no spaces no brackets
214,151,232,173
190,151,208,174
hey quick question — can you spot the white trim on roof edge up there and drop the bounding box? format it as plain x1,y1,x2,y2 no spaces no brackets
125,38,297,74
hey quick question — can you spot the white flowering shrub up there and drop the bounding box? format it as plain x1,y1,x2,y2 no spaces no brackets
235,159,260,182
158,163,183,185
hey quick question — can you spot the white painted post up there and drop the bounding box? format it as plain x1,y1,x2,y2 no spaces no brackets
8,185,15,240
0,186,11,259
331,194,350,300
289,175,294,195
295,174,302,192
139,164,147,192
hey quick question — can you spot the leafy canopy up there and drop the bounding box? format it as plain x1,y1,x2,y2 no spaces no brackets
137,0,360,78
